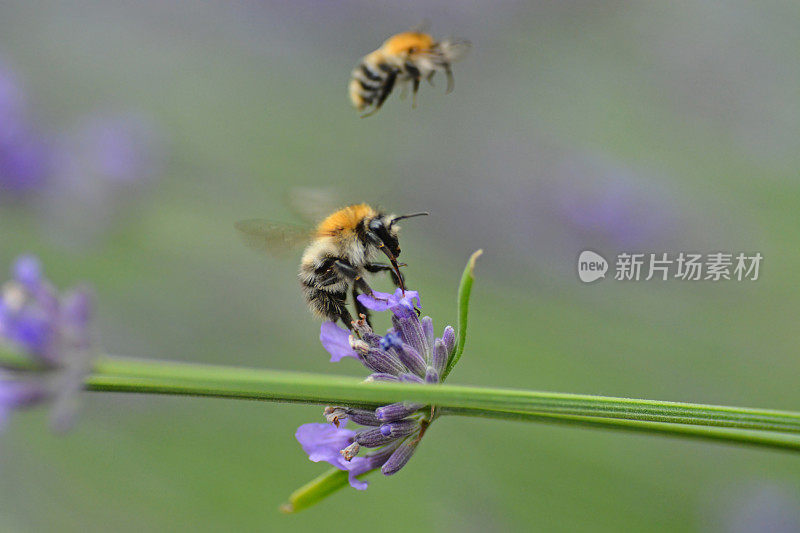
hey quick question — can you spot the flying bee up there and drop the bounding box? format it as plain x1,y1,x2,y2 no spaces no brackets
236,203,428,329
349,24,470,117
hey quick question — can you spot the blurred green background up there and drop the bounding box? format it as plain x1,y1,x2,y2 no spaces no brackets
1,1,799,531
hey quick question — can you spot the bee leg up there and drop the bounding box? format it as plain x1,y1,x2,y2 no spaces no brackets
334,259,373,290
404,62,421,108
352,286,372,328
444,63,454,94
365,262,405,289
426,71,436,87
337,306,355,330
363,232,406,292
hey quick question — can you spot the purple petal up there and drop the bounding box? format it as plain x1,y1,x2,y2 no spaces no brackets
319,322,357,362
295,423,355,464
295,424,378,490
357,289,421,317
343,457,371,490
388,290,418,319
356,290,393,312
392,288,420,309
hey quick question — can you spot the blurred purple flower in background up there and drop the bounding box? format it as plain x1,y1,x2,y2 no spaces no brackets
57,112,163,187
548,155,678,250
0,59,52,195
42,111,165,245
295,289,456,489
0,255,95,432
1,57,165,238
403,136,686,280
707,481,800,533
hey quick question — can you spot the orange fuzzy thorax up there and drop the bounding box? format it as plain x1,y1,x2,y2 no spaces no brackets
380,32,435,57
315,204,376,237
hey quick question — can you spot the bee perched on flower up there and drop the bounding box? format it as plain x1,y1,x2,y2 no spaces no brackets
348,24,471,117
0,255,94,431
294,288,456,489
236,202,428,329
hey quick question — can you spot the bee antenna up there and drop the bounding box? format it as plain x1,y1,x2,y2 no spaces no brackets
389,212,429,228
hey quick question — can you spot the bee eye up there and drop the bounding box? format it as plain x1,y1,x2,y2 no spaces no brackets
368,219,382,232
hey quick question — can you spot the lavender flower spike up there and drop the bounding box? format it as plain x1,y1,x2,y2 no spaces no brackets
295,287,457,489
0,255,95,432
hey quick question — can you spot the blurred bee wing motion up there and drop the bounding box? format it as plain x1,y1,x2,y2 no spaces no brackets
234,219,313,256
286,187,344,225
409,20,432,34
439,39,472,62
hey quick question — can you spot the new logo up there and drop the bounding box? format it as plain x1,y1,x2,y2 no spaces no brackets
578,251,608,283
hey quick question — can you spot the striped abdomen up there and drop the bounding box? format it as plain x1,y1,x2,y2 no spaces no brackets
299,253,351,321
348,53,400,112
298,235,370,322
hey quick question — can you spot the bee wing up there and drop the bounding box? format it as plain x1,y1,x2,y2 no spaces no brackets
437,39,471,63
234,219,313,255
285,187,345,225
409,20,432,34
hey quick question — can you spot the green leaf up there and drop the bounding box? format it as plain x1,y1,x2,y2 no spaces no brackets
280,468,350,514
281,467,375,514
442,249,482,381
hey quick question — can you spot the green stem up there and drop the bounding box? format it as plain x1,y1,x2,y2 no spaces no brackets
439,408,800,453
85,356,800,445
